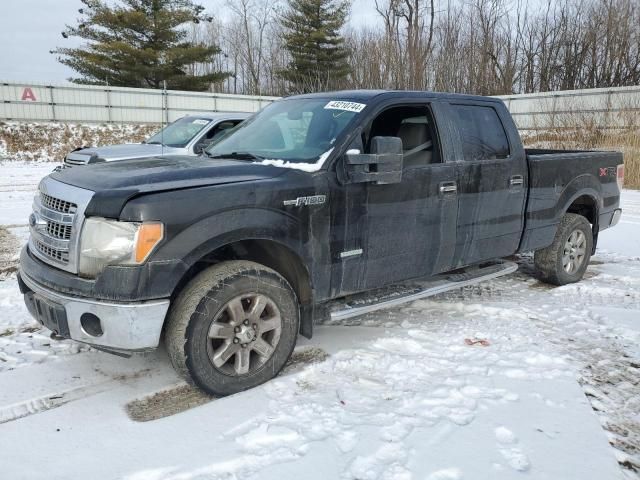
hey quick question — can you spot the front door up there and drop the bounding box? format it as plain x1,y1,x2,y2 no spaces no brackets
330,104,458,295
362,161,458,289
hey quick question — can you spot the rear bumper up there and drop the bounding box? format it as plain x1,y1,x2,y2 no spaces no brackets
18,270,169,352
599,208,623,231
610,208,622,227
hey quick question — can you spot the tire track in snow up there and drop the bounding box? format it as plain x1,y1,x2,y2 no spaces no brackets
0,368,154,425
124,347,329,422
0,381,110,425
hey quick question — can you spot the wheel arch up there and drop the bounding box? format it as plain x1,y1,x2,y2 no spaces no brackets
169,236,314,335
173,236,312,300
565,193,599,225
555,172,603,251
562,189,601,253
557,173,602,223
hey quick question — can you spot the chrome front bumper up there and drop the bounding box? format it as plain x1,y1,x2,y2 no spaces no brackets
20,272,170,351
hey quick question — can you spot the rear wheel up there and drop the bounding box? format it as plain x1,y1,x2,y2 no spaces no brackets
534,213,593,286
165,261,299,396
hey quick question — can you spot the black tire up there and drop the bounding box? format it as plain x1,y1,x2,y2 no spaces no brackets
165,260,299,396
534,213,593,286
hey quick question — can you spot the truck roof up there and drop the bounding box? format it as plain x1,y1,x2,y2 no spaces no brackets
289,89,504,104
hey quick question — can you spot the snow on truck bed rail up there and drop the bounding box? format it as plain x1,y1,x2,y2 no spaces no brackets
0,162,638,479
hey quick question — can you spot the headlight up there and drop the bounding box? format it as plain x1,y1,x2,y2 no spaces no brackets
78,218,164,278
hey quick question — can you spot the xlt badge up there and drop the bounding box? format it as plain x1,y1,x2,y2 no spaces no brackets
283,195,326,207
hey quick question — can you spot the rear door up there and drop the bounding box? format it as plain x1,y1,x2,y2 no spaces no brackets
445,102,528,267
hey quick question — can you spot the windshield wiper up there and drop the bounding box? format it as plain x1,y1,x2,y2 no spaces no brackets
145,141,164,145
208,151,264,161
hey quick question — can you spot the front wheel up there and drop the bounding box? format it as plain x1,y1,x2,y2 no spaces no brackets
165,261,299,396
534,213,593,286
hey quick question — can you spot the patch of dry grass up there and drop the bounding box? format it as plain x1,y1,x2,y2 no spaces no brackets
0,226,20,279
1,119,638,189
0,122,158,162
521,127,640,190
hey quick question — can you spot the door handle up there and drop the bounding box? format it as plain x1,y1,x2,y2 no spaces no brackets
439,181,457,194
510,175,524,186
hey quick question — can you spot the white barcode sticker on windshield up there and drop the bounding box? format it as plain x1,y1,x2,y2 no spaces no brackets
192,119,209,125
324,101,366,113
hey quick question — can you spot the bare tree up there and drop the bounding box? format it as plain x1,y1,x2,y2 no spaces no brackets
227,0,280,95
189,0,640,96
373,0,436,89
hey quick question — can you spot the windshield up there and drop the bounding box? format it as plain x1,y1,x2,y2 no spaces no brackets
205,98,364,163
146,117,211,148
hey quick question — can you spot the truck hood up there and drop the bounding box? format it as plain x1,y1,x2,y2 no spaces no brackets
67,144,184,163
50,155,288,218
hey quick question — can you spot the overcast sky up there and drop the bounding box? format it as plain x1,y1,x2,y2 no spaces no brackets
0,0,380,84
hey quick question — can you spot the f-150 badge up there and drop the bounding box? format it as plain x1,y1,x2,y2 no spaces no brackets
283,195,326,207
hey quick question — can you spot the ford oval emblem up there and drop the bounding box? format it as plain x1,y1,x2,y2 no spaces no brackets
29,213,37,227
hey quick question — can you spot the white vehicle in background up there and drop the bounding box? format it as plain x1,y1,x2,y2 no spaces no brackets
63,112,251,166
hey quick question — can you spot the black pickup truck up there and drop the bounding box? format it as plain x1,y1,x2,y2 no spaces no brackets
18,90,624,395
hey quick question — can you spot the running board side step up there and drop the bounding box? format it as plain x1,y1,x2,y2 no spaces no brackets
328,259,518,321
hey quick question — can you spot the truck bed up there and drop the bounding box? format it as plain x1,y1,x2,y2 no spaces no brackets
519,148,623,253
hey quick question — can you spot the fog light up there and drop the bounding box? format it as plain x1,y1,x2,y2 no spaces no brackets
80,313,103,337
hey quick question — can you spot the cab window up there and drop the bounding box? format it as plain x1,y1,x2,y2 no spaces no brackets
452,104,510,160
367,105,440,167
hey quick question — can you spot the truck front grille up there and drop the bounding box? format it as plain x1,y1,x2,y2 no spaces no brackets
29,177,93,274
40,192,77,214
34,239,70,263
32,192,75,266
46,222,72,240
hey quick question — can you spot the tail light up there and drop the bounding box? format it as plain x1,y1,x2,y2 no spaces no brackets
617,164,625,191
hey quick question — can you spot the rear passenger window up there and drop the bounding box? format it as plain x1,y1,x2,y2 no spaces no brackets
452,105,510,161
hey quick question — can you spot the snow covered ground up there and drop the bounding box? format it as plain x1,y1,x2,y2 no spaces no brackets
0,161,638,479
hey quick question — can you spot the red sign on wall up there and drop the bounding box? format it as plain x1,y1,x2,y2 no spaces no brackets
21,87,37,101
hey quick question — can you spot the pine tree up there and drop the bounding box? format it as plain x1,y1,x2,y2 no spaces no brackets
279,0,351,93
52,0,229,91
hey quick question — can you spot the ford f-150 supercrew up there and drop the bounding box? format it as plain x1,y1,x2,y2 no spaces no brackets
18,90,624,396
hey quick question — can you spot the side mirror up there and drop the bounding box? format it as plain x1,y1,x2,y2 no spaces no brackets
344,136,403,184
194,143,205,154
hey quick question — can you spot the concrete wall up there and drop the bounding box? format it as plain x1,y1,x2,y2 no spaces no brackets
1,80,638,130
